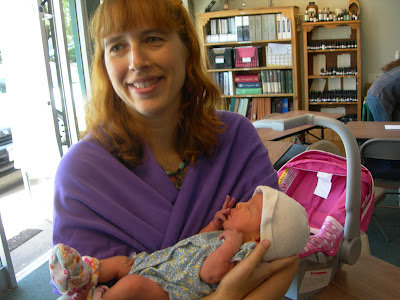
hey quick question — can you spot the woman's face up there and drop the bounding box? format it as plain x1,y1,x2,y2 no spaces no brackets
103,25,187,120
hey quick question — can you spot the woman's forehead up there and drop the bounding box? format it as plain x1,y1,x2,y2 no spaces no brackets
97,3,176,39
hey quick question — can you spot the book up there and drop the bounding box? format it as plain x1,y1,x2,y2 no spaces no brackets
267,14,276,40
281,15,286,40
272,70,279,93
287,70,293,93
280,70,286,93
281,98,289,113
228,17,237,42
223,72,228,95
234,74,259,83
275,98,282,113
234,97,240,112
276,13,282,40
249,16,256,41
236,88,262,95
237,82,260,88
237,98,248,116
228,71,234,96
257,98,265,119
242,16,250,41
261,70,267,93
250,98,258,120
229,98,236,112
265,97,272,115
246,99,252,119
255,15,262,41
261,14,269,40
235,16,243,42
286,17,291,39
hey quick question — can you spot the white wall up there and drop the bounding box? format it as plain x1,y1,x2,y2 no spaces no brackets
193,0,400,109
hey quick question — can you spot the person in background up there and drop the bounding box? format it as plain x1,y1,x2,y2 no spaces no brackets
52,0,299,298
367,57,400,121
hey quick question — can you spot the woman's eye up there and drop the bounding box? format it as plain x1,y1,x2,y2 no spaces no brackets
110,44,122,52
146,36,163,44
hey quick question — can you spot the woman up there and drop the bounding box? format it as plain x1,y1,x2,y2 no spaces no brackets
367,58,400,121
52,0,298,298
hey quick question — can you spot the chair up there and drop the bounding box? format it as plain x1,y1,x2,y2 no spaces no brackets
360,138,400,241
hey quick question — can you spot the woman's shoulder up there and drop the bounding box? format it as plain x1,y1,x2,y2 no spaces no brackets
56,138,112,175
216,110,257,137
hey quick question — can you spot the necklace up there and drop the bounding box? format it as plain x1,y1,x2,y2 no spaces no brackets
165,160,188,191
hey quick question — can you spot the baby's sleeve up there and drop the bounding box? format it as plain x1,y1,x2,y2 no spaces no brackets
230,241,257,263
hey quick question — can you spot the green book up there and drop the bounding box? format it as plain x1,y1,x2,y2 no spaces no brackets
229,98,236,112
287,70,293,93
236,88,262,95
280,70,286,93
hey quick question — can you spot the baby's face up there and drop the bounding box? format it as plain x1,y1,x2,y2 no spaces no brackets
223,193,263,242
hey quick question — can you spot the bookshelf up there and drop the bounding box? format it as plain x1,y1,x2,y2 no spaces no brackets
197,6,300,120
302,20,362,119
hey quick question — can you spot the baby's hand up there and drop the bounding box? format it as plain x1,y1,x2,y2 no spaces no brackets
219,229,244,251
213,195,235,230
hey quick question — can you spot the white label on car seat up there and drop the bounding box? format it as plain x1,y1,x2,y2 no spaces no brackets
314,172,332,199
279,168,300,193
299,268,332,293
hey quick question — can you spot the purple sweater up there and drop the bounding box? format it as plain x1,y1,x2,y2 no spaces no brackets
52,111,279,260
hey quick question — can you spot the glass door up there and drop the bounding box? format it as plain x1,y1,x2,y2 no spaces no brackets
0,0,94,291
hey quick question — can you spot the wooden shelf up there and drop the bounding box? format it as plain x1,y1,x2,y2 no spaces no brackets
205,39,292,47
307,48,358,53
223,94,294,98
302,20,362,119
208,66,293,72
198,6,300,118
308,75,358,79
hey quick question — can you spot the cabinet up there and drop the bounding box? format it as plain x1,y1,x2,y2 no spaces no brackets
302,20,361,119
197,6,300,120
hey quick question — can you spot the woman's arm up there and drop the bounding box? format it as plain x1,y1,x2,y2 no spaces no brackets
203,240,298,300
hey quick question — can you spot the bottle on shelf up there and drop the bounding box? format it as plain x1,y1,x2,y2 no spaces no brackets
304,10,310,22
306,2,318,18
318,9,323,22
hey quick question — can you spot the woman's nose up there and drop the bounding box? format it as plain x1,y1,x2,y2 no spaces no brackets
129,45,149,71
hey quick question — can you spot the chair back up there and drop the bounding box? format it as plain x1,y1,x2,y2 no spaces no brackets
360,138,400,161
360,138,400,187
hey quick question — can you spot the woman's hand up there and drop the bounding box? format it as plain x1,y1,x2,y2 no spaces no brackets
204,240,298,300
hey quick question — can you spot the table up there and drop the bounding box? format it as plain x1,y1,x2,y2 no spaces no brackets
262,141,293,165
346,121,400,142
311,253,400,299
257,111,344,141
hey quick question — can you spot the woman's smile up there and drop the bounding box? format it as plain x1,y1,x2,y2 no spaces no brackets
127,76,163,95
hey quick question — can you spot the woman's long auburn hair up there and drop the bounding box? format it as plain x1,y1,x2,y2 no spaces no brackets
85,0,225,168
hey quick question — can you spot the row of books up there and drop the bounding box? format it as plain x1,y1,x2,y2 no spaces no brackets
205,13,291,44
211,71,293,96
261,70,293,94
219,97,293,120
